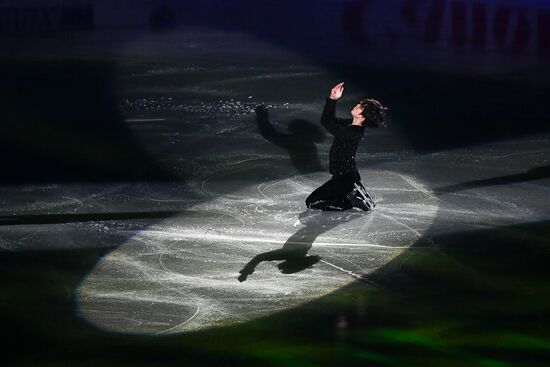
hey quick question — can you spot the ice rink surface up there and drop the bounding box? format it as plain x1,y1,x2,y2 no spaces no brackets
0,28,549,366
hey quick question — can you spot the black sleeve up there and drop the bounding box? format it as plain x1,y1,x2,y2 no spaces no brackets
320,97,347,137
336,118,351,126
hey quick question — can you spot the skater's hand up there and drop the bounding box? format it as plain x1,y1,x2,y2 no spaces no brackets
329,82,344,100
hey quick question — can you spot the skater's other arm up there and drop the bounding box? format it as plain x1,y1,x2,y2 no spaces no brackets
321,82,347,136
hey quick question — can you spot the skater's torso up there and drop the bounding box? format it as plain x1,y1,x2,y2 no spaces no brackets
328,123,364,176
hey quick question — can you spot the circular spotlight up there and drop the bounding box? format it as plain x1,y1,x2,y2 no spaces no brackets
77,169,439,334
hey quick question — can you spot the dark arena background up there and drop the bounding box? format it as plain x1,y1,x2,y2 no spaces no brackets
1,0,549,366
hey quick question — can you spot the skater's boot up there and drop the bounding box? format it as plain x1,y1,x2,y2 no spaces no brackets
347,183,376,211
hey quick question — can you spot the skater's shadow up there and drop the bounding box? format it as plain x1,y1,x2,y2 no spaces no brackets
238,210,365,282
434,165,550,195
255,105,325,173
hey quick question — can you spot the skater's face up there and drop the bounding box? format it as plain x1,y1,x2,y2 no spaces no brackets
351,103,365,120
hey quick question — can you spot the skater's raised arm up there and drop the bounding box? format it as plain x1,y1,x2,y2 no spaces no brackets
321,82,346,136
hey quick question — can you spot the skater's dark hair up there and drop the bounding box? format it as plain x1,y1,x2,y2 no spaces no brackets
360,99,388,128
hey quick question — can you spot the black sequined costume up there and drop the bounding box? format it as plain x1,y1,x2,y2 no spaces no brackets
305,98,375,211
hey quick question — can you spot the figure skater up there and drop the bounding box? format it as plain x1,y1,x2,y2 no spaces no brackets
305,82,387,211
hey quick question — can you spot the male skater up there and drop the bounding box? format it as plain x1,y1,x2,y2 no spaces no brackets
305,82,387,211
